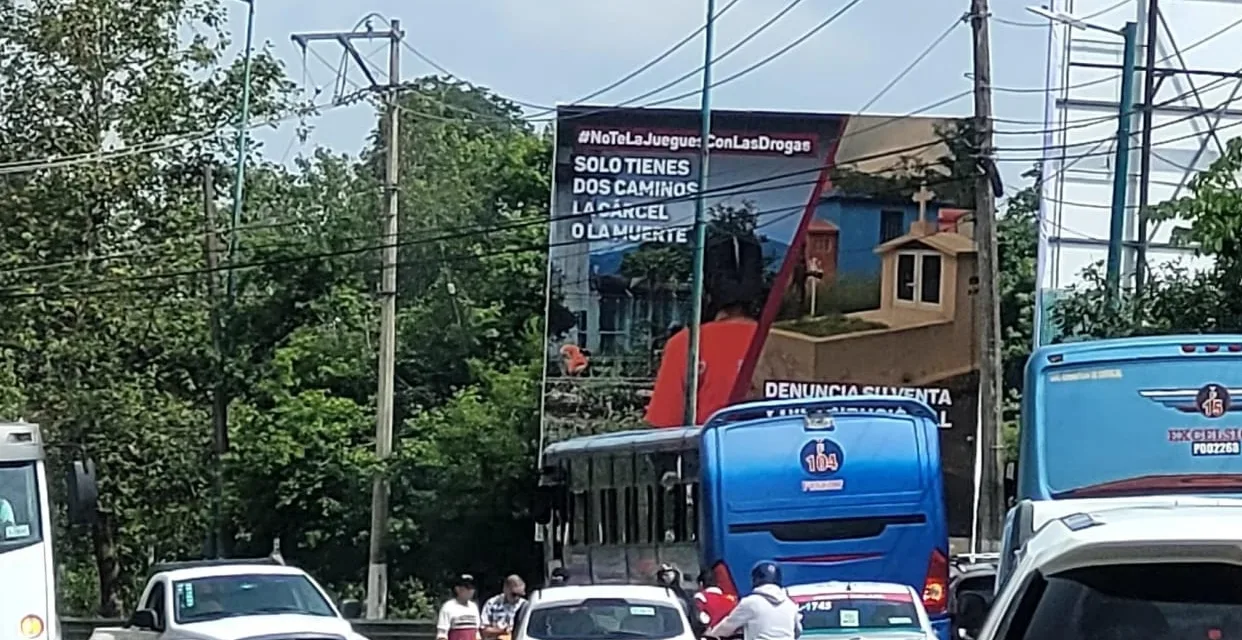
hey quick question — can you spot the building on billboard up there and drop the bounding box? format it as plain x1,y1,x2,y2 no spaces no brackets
1035,0,1241,343
540,105,979,534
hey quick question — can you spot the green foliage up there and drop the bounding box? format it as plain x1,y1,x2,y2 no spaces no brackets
998,165,1039,437
1051,136,1242,338
0,0,553,616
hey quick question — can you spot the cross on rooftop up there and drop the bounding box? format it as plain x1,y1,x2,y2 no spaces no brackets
913,183,935,222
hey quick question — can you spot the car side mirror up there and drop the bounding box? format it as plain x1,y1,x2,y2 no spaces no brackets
67,459,99,526
340,599,363,619
128,609,158,630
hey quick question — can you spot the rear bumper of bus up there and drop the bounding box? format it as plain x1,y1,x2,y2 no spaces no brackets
931,615,950,640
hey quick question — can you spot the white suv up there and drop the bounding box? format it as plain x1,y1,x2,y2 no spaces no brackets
515,584,697,640
964,504,1242,640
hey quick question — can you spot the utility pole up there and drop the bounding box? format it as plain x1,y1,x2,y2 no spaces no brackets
1134,0,1159,296
969,0,1004,548
685,0,717,427
203,160,227,558
1105,22,1138,301
291,19,403,619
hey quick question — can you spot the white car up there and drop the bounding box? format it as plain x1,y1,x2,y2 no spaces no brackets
515,584,697,640
787,581,938,640
87,559,367,640
969,504,1242,640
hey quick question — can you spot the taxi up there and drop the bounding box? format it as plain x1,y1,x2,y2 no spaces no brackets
786,581,937,640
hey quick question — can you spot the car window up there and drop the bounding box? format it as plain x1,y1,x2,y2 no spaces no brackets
525,598,684,640
1007,563,1242,640
794,593,923,634
172,573,335,623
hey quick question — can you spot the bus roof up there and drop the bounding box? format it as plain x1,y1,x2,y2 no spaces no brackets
542,427,699,460
1030,334,1242,365
0,422,44,463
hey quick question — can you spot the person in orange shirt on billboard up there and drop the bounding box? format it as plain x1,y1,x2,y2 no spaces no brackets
646,236,764,428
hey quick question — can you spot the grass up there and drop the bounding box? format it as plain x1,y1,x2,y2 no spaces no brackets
774,313,887,337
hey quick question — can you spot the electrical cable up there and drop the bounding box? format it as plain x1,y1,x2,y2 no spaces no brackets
991,0,1130,29
400,0,814,120
0,169,983,301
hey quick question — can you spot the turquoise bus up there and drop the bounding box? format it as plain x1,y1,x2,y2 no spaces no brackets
996,334,1242,589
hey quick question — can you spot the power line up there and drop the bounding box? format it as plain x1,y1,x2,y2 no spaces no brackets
0,169,983,302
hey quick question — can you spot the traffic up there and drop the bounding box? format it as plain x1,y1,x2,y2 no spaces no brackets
9,334,1242,640
530,333,1242,640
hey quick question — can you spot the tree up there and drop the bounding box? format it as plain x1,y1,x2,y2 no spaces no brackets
0,0,296,613
216,77,554,607
1050,137,1242,338
997,165,1040,461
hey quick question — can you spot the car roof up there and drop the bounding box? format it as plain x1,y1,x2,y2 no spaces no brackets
529,584,684,606
1019,503,1242,577
786,581,916,597
154,562,307,581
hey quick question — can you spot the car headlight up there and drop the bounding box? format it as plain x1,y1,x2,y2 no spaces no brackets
19,615,44,638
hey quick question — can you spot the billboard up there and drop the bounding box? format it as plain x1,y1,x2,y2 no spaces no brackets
541,105,979,535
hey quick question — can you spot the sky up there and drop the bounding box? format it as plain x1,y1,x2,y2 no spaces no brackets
224,0,1058,195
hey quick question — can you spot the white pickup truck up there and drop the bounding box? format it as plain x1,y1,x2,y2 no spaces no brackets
87,558,369,640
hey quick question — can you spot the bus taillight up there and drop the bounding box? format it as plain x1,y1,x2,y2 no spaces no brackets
922,549,949,615
713,561,737,598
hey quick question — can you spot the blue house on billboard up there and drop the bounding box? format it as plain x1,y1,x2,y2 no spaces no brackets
811,190,950,281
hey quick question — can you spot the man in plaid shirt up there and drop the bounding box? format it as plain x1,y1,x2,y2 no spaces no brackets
481,575,526,640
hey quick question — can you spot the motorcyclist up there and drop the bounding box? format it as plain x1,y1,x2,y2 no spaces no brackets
706,561,800,640
694,569,738,628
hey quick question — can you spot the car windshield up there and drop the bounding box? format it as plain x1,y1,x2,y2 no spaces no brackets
795,593,923,634
1015,563,1242,640
173,573,336,623
525,598,685,640
0,461,43,553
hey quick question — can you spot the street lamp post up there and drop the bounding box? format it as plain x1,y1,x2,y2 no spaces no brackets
228,0,255,301
684,0,717,427
1027,6,1137,304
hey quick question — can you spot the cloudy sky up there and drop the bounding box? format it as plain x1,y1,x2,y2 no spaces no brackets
226,0,1059,191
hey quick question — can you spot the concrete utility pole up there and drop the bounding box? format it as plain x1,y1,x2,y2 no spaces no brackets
291,19,403,619
202,160,227,558
969,0,1005,548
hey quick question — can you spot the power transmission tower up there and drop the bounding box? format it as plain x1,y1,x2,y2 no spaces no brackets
291,18,403,619
969,0,1004,548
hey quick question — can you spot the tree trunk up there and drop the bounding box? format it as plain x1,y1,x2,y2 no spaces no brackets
93,512,122,617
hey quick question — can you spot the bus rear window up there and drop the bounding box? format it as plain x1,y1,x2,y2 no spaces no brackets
719,414,928,509
1040,359,1242,496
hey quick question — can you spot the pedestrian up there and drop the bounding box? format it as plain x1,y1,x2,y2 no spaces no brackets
694,569,738,628
436,573,482,640
706,561,800,640
656,564,704,636
481,575,526,640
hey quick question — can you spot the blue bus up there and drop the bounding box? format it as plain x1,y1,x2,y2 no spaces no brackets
997,334,1242,588
536,395,952,640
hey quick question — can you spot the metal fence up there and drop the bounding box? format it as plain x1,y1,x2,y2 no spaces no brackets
62,617,435,640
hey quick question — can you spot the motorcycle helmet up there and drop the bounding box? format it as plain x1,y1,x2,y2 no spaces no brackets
751,561,782,588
